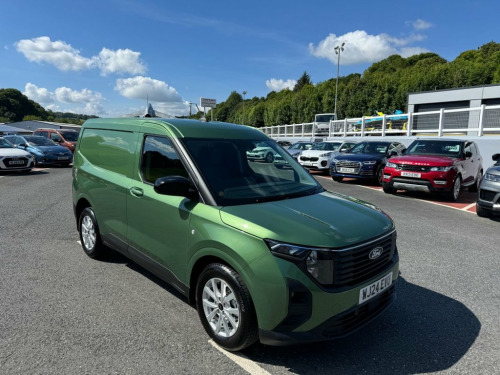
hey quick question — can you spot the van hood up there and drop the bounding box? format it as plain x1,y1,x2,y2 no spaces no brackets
390,155,460,166
219,191,394,248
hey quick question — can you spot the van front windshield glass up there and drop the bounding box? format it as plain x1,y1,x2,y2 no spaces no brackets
182,138,323,206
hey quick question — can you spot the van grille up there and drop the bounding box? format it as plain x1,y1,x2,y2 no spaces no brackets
331,231,397,288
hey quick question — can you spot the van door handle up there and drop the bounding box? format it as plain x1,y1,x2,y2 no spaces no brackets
129,187,144,197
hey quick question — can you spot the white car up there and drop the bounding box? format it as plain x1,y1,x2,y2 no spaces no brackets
298,141,357,172
0,137,35,172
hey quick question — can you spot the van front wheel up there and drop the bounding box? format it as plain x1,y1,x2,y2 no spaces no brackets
196,263,258,351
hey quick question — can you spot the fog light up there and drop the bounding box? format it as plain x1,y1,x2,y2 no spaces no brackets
434,180,447,185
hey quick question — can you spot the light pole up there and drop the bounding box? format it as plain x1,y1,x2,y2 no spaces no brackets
242,91,247,124
334,42,345,119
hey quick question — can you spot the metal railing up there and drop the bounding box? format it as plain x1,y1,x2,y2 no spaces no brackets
260,104,500,138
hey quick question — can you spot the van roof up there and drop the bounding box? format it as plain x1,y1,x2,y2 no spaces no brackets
82,118,269,140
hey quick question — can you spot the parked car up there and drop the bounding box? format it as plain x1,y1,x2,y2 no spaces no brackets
246,141,277,163
382,139,483,201
286,141,315,159
298,141,357,172
33,128,79,153
73,118,399,351
330,141,405,184
276,140,292,148
0,137,35,172
3,135,73,167
476,153,500,217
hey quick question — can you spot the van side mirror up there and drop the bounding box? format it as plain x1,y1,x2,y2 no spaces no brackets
154,176,194,198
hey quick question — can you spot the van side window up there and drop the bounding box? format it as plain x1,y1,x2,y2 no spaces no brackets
141,136,188,184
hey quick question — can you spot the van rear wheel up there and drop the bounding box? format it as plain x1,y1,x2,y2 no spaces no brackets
78,207,106,259
196,263,258,351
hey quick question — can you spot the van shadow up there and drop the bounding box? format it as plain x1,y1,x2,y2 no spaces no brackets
243,277,480,375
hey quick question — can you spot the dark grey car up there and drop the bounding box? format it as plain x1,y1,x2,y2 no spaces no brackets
477,153,500,217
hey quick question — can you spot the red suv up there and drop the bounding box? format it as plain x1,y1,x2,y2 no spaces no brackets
382,139,483,201
33,128,79,153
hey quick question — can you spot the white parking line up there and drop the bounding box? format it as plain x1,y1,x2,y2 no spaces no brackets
209,340,271,375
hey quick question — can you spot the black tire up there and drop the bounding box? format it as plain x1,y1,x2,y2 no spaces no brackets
265,152,274,163
383,184,396,194
78,207,106,259
468,171,482,192
332,176,343,182
447,175,461,202
196,263,258,351
376,165,385,186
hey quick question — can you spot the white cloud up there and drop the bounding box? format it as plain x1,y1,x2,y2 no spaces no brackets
24,83,55,104
55,87,104,104
15,36,146,75
15,36,94,71
115,76,183,102
309,30,429,66
97,48,146,76
266,78,297,92
23,83,106,115
412,19,433,30
115,76,188,116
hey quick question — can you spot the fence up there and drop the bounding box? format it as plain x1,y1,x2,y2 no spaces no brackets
260,104,500,138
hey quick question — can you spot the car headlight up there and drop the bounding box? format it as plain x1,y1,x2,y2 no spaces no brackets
319,152,332,157
386,161,397,168
485,173,500,182
430,166,452,172
331,158,339,164
265,240,334,285
363,161,377,165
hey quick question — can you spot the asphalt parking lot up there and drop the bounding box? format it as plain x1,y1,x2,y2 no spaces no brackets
0,167,498,374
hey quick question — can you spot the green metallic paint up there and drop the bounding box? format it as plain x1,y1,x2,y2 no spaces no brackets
220,191,394,248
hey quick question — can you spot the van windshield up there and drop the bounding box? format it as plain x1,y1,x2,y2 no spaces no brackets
182,138,323,206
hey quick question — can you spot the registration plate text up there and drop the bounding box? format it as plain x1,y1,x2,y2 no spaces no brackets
339,167,355,173
359,272,393,304
401,171,421,178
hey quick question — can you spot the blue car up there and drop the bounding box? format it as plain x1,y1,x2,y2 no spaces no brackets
4,135,73,167
330,141,406,185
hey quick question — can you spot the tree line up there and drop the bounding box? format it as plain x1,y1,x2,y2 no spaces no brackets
0,88,97,125
209,42,500,127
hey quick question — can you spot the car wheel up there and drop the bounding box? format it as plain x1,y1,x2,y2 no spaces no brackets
265,152,274,163
78,207,106,259
196,263,258,351
476,204,489,218
468,171,482,192
332,176,343,182
447,175,461,202
383,184,396,194
376,165,385,186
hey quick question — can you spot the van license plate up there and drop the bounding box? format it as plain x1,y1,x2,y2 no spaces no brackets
339,167,355,173
401,171,421,178
359,272,393,304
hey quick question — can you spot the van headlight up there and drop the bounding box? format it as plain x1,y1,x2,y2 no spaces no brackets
265,240,334,285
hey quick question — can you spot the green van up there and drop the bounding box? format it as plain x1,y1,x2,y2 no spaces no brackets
72,118,399,351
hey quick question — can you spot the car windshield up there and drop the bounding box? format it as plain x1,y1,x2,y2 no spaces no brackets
311,142,342,151
25,136,57,146
349,142,389,154
0,138,15,148
182,138,322,206
289,142,314,151
406,140,462,157
60,131,79,141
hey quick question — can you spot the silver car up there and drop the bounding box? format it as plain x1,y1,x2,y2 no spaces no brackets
477,153,500,217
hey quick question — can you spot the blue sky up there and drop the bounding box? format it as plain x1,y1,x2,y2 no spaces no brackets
1,0,498,117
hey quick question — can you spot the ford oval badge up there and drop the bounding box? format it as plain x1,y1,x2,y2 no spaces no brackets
369,246,384,260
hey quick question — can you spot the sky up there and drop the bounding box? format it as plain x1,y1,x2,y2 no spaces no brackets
1,0,499,118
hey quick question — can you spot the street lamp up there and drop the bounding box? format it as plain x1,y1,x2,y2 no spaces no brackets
334,42,345,119
242,91,247,124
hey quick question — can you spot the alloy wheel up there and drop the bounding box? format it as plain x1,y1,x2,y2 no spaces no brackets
81,215,96,251
202,277,240,338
